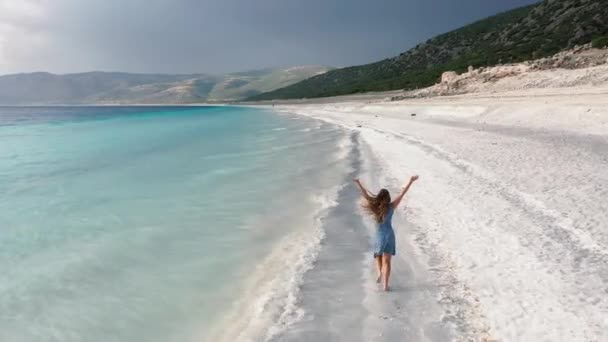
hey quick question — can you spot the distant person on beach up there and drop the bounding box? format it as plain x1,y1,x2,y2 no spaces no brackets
354,176,419,291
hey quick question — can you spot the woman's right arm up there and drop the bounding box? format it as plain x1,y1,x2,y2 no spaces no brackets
353,178,373,201
391,175,419,209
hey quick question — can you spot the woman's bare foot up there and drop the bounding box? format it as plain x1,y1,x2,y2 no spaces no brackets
383,285,390,292
376,274,382,283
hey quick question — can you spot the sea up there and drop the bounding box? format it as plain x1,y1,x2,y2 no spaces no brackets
0,106,355,342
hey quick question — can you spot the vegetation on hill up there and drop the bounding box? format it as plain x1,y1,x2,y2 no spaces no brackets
248,0,608,101
592,36,608,48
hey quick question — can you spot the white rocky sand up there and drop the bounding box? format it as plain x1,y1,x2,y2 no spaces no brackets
273,78,608,341
395,44,608,100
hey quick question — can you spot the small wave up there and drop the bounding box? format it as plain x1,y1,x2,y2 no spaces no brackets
206,139,355,341
334,130,356,167
264,187,344,340
272,127,287,131
203,124,357,342
205,185,344,342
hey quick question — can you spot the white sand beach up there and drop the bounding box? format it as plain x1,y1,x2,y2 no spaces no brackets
267,80,608,341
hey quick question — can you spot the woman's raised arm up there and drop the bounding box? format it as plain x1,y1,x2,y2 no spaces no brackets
391,175,419,209
353,178,374,201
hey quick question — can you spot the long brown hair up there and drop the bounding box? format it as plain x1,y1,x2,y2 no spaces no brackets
363,189,391,223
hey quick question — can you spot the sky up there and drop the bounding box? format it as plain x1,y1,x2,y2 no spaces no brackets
0,0,540,75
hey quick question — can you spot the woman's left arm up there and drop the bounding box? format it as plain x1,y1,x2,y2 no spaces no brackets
391,175,419,208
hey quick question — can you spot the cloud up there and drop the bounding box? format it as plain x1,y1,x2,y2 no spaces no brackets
0,0,51,72
0,0,540,75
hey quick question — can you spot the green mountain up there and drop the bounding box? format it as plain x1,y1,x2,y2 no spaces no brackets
248,0,608,101
0,66,331,105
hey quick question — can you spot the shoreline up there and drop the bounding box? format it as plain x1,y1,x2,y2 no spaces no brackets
204,114,361,342
267,131,457,341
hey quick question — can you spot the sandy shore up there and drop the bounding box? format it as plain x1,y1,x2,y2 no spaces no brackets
267,86,608,341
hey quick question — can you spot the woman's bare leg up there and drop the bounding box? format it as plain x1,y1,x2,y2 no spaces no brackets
382,254,392,291
375,255,383,283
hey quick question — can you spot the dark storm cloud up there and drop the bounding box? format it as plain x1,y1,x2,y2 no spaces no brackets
0,0,539,75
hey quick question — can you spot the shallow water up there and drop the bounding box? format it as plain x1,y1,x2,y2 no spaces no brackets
0,106,352,342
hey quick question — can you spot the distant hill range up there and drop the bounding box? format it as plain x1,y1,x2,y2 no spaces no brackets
248,0,608,101
0,66,331,105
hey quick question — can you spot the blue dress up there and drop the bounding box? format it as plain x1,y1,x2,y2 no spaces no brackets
374,205,396,257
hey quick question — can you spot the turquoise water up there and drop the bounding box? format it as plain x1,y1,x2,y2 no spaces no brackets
0,106,352,341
